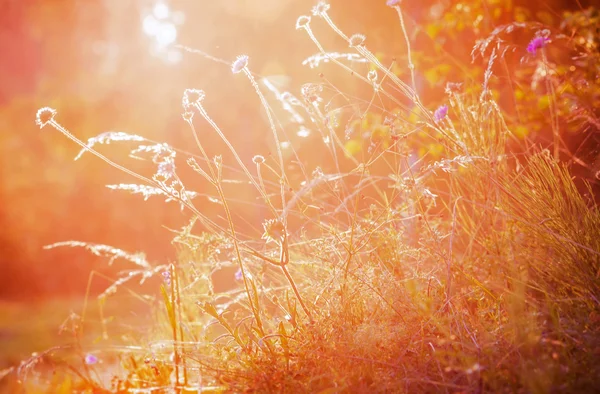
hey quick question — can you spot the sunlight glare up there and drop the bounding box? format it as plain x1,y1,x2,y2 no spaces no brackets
142,1,183,64
153,2,170,19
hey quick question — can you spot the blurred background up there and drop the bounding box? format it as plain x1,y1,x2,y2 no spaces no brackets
0,0,595,370
0,0,412,300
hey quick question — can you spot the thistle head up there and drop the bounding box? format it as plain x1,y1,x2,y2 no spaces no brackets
311,1,330,17
296,15,311,30
262,218,286,244
182,110,194,122
231,55,249,74
35,107,57,129
182,89,205,108
349,34,366,48
527,36,550,55
433,104,448,122
156,158,176,181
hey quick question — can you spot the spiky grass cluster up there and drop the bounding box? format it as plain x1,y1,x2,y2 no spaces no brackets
17,2,600,393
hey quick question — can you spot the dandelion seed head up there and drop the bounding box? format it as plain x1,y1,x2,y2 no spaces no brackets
312,1,330,16
35,107,57,129
252,155,265,164
296,15,311,30
231,55,249,74
527,36,549,55
182,89,205,107
349,34,366,47
433,104,448,122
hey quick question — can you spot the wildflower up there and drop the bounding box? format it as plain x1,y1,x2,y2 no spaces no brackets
295,15,311,30
182,110,194,122
349,34,366,47
234,268,243,281
231,55,248,74
445,82,463,94
162,270,171,286
85,354,98,365
182,89,205,107
252,155,265,164
433,104,448,122
157,159,176,181
386,0,401,6
35,107,57,129
301,83,323,103
311,1,330,16
262,218,286,244
367,69,378,83
526,36,549,55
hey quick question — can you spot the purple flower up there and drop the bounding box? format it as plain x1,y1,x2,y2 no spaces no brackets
234,268,243,281
527,36,549,55
162,270,172,286
433,104,448,122
386,0,401,6
85,354,98,365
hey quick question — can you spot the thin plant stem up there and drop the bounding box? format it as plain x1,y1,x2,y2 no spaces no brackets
192,102,278,219
392,5,417,95
242,67,287,217
280,263,314,323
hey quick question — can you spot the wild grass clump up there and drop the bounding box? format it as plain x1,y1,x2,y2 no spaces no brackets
11,1,600,393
